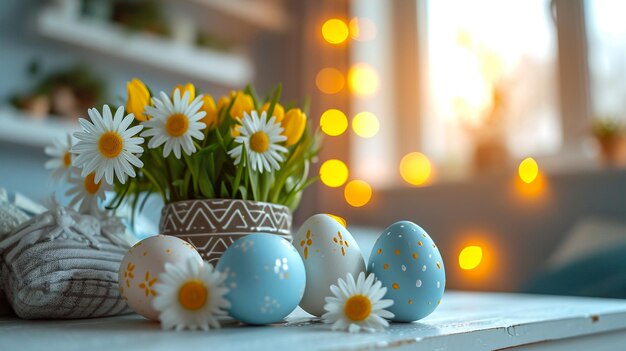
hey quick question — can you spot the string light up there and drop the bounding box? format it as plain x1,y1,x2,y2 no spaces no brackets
344,180,372,207
322,18,349,44
316,68,345,94
352,112,379,138
459,245,483,270
518,157,539,184
348,63,379,97
399,152,432,186
319,159,349,188
349,17,377,41
320,109,348,136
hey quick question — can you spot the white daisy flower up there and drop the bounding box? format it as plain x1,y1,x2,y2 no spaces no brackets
152,257,230,331
141,89,206,159
228,110,288,173
322,272,394,333
65,168,112,215
72,105,144,185
45,134,73,181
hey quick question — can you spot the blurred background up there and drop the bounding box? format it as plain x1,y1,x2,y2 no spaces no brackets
2,0,626,297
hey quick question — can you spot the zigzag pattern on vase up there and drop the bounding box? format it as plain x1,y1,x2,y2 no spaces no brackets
159,199,292,263
160,199,291,235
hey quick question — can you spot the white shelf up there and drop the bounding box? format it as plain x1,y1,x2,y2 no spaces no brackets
36,9,254,87
0,107,79,148
188,0,287,31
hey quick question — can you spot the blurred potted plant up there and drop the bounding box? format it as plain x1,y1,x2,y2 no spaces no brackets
54,79,321,263
10,63,106,121
592,117,626,166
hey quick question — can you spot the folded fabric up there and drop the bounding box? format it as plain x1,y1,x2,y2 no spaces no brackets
0,188,34,316
0,200,133,319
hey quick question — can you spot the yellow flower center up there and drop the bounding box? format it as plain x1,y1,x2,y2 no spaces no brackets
63,151,72,167
98,132,124,158
344,294,372,321
166,113,189,137
250,131,270,153
84,173,101,195
178,280,208,310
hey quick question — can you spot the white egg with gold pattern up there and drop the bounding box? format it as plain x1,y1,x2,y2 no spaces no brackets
293,214,366,316
118,235,202,321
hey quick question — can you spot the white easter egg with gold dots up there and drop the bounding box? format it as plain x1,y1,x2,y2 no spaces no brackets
118,235,202,321
293,214,366,316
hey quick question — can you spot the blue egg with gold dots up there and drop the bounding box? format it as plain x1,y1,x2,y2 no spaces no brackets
217,233,306,325
368,221,445,322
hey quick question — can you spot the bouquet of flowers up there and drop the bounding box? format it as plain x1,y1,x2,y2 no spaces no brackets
46,79,321,217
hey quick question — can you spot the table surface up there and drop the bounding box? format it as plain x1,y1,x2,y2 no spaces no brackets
2,292,626,351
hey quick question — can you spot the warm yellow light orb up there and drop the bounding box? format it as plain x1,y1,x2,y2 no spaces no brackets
348,63,379,97
316,68,345,94
400,152,432,186
349,17,377,41
344,180,372,207
518,157,539,184
320,109,348,136
459,245,483,270
352,112,379,138
320,159,349,188
322,18,349,44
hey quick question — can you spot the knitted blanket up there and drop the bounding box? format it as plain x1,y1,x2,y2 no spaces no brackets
0,200,133,319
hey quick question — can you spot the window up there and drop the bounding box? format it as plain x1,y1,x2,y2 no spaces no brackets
422,0,560,175
585,0,626,119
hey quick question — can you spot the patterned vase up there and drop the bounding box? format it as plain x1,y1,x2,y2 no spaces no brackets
159,199,292,264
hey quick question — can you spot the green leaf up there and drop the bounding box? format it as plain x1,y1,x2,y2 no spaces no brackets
198,167,215,198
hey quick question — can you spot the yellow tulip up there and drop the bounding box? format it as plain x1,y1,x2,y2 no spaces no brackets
231,125,241,137
282,108,306,146
200,95,218,129
260,102,285,122
126,78,150,121
229,91,254,119
172,83,195,101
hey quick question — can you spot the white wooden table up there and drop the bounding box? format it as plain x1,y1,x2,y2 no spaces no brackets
2,292,626,351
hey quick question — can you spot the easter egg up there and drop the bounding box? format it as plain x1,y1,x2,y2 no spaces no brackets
293,214,366,316
217,233,306,325
118,235,202,320
368,221,445,322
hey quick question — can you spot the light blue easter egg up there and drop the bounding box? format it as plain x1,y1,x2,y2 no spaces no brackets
368,221,445,322
216,233,306,325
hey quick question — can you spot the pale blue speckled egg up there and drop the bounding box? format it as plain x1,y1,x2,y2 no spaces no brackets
368,221,445,322
217,233,306,325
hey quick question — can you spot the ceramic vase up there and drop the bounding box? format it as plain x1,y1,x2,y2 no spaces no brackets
159,199,292,264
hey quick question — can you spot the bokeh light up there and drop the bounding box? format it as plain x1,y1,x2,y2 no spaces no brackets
348,63,379,97
322,18,349,44
319,159,349,188
344,180,372,207
325,214,347,227
459,245,483,270
316,67,345,94
352,112,379,138
399,152,432,186
518,157,539,184
349,17,377,41
320,109,348,136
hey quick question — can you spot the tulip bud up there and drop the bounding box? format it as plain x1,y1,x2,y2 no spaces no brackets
260,102,285,122
229,91,254,119
282,108,306,146
126,78,150,121
200,95,218,129
172,83,195,101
